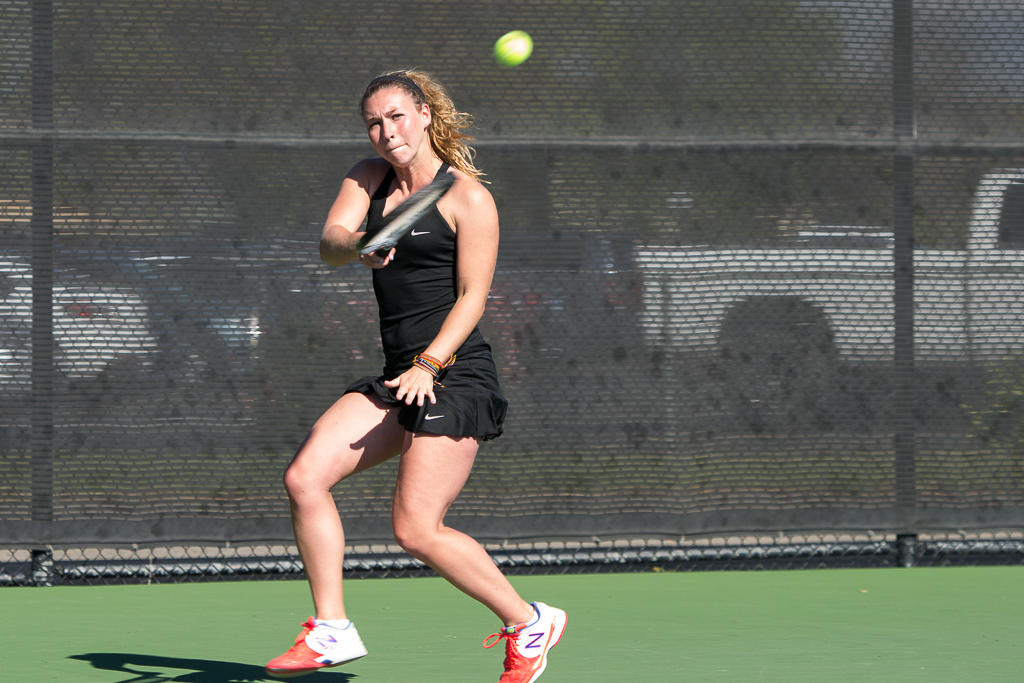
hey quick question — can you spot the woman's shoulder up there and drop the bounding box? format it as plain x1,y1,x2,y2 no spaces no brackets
439,166,498,235
446,166,495,210
346,158,394,195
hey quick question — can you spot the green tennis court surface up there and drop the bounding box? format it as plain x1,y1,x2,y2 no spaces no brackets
2,567,1020,682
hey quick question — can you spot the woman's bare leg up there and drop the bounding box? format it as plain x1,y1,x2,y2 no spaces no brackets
391,433,534,627
283,392,405,620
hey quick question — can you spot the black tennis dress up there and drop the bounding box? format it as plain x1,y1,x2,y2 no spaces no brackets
343,163,507,441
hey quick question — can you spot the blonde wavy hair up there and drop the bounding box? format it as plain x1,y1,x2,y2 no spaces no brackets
360,69,484,181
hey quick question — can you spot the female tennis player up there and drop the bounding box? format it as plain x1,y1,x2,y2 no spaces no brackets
265,70,566,683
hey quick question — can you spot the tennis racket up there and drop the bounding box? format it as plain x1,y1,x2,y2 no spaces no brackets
357,172,456,256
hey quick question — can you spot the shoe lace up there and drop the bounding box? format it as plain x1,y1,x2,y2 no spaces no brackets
295,617,317,645
483,625,525,672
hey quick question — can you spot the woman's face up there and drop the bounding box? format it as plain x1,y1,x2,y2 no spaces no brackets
363,86,431,166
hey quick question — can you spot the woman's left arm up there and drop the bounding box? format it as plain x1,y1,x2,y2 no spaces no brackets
384,177,499,406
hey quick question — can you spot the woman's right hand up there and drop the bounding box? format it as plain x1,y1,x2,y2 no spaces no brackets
359,247,395,269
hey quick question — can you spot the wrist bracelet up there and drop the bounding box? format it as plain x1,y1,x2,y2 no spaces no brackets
412,353,456,378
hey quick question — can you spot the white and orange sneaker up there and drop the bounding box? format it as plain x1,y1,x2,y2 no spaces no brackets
483,602,567,683
265,617,368,678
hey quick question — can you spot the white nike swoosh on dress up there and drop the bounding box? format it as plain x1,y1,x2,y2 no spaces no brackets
410,230,430,236
424,414,444,420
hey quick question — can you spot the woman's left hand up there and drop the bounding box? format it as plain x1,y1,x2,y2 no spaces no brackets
384,366,437,406
359,247,394,269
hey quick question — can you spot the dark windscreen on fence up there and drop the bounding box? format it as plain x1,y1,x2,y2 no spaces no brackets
2,1,1024,548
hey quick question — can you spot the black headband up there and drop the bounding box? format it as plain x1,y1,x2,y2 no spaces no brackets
365,75,425,100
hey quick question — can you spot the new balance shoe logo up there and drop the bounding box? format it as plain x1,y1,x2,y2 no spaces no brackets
524,631,547,649
311,633,338,647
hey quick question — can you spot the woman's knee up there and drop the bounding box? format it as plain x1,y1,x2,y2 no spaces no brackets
282,457,329,502
392,515,435,556
282,465,307,504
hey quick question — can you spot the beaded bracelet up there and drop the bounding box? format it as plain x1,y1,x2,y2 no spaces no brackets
412,353,456,378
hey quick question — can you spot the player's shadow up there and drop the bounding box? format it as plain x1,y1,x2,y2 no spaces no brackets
70,653,357,683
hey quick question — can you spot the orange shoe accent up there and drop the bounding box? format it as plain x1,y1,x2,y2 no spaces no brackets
265,618,340,679
483,604,567,683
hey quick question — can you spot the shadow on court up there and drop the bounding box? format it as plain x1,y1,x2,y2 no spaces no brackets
70,653,356,682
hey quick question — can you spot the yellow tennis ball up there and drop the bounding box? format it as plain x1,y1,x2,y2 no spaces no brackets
494,30,533,67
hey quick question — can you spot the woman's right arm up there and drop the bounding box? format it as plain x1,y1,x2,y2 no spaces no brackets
319,159,385,267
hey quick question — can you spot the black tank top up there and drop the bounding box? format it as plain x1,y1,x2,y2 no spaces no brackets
364,162,493,378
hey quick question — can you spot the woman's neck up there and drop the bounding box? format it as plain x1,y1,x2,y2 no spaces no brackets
392,153,443,193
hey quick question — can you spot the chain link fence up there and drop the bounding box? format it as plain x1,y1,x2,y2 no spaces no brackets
4,531,1023,586
3,1,1024,584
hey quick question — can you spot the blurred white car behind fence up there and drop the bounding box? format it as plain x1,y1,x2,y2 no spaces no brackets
0,255,158,386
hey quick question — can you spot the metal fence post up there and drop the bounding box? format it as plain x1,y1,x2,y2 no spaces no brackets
31,0,55,586
892,0,917,561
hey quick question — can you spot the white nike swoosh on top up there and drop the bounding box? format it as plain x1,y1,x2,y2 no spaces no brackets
410,230,430,236
424,414,444,420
